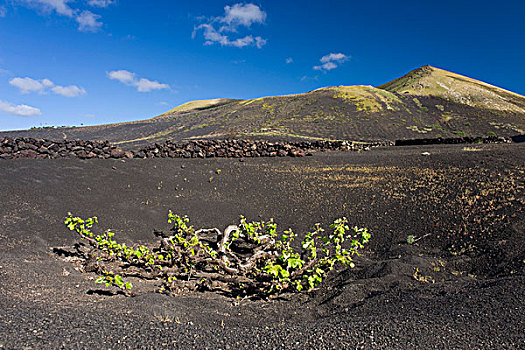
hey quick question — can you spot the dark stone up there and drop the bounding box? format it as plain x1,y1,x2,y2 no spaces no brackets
110,149,125,158
76,150,88,159
289,149,305,157
134,151,146,159
18,149,38,159
37,146,50,154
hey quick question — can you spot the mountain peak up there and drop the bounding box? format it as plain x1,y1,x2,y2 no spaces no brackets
378,65,525,113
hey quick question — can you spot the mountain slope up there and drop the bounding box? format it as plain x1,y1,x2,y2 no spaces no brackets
2,66,524,147
157,98,238,115
379,65,525,113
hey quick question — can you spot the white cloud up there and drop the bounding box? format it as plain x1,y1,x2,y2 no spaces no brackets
226,35,255,48
135,78,169,92
320,53,348,63
9,76,86,97
87,0,115,8
314,62,338,71
51,85,87,97
195,23,259,48
0,99,41,116
16,0,107,32
286,57,293,64
255,36,266,49
0,5,7,17
107,69,135,83
221,3,266,30
193,3,267,49
19,0,75,17
300,75,319,82
76,10,102,32
313,52,350,71
42,78,54,87
107,70,170,92
9,77,49,94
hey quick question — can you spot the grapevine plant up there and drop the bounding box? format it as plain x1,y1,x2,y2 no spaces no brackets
64,212,370,298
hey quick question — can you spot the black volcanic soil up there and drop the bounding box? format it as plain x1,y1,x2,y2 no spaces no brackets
0,143,524,349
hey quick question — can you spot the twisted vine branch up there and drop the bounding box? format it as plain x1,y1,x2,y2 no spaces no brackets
63,211,370,298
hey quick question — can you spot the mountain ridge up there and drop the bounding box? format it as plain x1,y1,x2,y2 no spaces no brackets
378,65,525,113
163,65,525,116
2,65,524,147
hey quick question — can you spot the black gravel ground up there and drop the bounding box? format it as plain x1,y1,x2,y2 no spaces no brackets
0,143,524,349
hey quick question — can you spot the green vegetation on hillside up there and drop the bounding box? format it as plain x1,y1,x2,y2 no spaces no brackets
379,65,525,113
324,85,403,112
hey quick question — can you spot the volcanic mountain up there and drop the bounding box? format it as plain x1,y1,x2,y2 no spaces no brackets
2,65,524,148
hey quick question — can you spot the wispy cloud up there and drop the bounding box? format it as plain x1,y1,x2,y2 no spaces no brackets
300,75,319,82
134,78,169,93
107,70,170,92
18,0,75,17
0,99,41,116
9,77,53,94
9,76,86,97
193,3,267,49
0,5,7,17
14,0,106,32
313,52,350,71
255,36,266,49
221,3,266,30
76,10,102,32
51,85,87,97
87,0,115,8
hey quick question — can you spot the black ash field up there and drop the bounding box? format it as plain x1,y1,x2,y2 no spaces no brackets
0,143,524,349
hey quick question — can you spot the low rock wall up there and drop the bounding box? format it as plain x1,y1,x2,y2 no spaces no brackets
0,137,382,160
394,136,510,146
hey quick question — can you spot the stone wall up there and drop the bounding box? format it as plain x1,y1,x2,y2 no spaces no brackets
394,136,510,146
0,137,382,160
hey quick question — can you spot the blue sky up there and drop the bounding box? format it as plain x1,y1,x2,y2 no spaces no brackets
0,0,524,131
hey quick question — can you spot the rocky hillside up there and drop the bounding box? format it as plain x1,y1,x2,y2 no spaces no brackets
379,65,525,113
